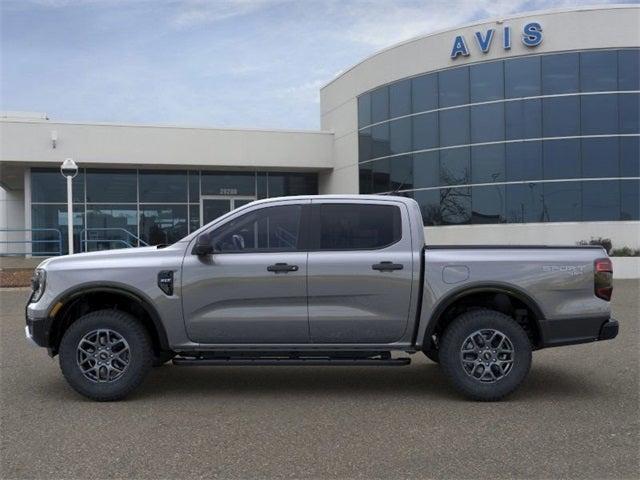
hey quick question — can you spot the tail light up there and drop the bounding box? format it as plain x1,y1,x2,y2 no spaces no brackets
594,258,613,301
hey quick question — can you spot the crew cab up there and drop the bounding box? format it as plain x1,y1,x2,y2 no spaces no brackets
26,195,618,401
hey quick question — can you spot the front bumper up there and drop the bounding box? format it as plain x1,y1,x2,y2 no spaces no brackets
540,316,619,348
25,311,53,349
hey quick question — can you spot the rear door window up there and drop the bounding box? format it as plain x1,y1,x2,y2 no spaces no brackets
317,203,402,250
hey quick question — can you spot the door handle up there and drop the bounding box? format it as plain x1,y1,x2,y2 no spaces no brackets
267,263,299,273
372,261,403,272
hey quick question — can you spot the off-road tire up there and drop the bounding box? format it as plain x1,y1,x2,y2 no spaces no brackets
59,309,153,401
439,309,532,401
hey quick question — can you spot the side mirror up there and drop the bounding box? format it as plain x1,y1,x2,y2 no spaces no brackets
192,233,214,256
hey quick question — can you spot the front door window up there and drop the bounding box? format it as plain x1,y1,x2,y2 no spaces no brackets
200,196,255,226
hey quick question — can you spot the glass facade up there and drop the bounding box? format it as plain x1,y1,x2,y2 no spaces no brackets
31,168,317,254
357,49,640,226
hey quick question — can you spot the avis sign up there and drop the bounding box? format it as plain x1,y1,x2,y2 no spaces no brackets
450,22,543,59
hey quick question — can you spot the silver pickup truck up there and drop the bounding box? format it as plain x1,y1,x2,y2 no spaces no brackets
26,195,618,401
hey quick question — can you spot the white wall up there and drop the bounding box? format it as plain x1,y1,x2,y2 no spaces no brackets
424,221,640,249
0,120,334,171
0,186,25,254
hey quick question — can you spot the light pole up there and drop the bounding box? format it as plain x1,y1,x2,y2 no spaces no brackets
60,158,78,254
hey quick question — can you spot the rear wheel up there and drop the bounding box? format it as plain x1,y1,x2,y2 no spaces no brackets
59,309,153,401
439,309,532,401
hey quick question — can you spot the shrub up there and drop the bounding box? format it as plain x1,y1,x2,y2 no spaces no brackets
577,237,612,254
610,247,640,257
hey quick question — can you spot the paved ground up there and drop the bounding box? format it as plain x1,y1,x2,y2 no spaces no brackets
1,282,639,479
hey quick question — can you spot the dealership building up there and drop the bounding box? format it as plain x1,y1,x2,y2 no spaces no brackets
1,5,638,256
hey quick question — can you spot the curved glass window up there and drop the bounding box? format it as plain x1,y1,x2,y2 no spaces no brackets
439,67,469,108
541,52,579,95
411,73,438,113
357,48,640,226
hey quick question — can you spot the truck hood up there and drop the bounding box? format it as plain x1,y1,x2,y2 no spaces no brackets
37,243,187,271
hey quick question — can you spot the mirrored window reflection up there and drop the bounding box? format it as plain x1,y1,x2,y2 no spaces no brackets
390,155,413,191
267,173,317,197
620,137,640,177
31,168,85,203
411,189,441,225
505,56,541,98
86,205,138,250
412,73,438,113
542,181,581,222
256,172,268,200
371,123,390,158
413,152,440,189
359,162,373,194
390,79,411,118
505,99,542,140
581,94,618,135
201,172,255,196
582,181,620,221
188,171,200,202
359,128,373,162
506,142,543,182
412,112,438,151
470,103,504,143
440,147,470,186
370,86,389,124
619,93,640,134
372,158,391,193
543,96,580,137
470,61,504,102
580,51,618,92
543,139,581,180
542,52,579,95
139,170,187,203
582,137,619,178
389,117,412,155
189,205,200,233
471,144,505,183
139,205,188,245
440,187,471,225
358,94,372,128
471,185,505,224
506,183,544,223
439,108,469,147
31,204,84,255
439,67,469,108
86,169,136,203
618,49,640,91
621,180,640,220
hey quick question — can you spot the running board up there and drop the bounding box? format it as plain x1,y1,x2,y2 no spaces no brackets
172,356,411,367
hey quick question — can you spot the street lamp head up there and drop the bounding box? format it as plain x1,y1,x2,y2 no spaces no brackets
60,158,78,178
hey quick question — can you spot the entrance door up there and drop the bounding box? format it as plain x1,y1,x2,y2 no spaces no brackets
200,196,255,226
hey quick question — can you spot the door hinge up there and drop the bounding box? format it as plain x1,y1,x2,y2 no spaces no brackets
157,271,174,296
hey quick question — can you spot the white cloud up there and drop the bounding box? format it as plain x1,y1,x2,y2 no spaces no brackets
332,0,587,49
170,0,286,29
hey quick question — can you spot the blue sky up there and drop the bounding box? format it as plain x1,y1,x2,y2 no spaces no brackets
1,0,635,130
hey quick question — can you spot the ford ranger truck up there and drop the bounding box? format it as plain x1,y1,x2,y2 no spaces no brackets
25,195,618,401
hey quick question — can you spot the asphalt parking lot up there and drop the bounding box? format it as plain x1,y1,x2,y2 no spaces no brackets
1,281,639,479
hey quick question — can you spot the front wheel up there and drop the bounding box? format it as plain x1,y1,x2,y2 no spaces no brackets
59,309,153,401
439,309,532,401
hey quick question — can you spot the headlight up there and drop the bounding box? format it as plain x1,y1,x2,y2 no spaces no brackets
30,269,46,302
